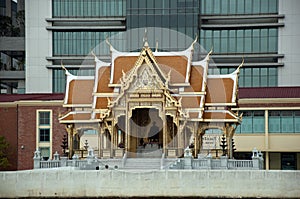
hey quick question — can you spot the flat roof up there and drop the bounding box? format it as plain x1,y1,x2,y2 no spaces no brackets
239,87,300,99
0,93,64,102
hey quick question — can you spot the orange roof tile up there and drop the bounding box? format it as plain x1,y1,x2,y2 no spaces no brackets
95,97,110,109
60,112,91,121
156,56,188,84
97,66,114,93
181,96,201,108
185,65,204,92
203,111,237,120
67,79,94,105
113,56,137,84
205,77,234,104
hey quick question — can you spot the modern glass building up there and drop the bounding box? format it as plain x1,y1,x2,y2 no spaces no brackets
23,0,300,170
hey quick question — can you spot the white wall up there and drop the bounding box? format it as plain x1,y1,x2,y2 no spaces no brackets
278,0,300,86
0,169,299,198
25,0,52,93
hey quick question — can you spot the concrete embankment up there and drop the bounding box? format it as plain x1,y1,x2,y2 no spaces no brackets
0,168,299,198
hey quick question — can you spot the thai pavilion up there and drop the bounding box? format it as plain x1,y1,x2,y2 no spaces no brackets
59,38,243,160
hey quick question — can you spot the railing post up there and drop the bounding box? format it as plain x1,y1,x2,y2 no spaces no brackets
53,151,60,161
206,155,212,169
160,153,165,169
72,154,79,167
61,156,68,167
33,150,41,169
220,156,228,169
252,148,260,170
184,147,192,169
122,152,127,168
86,147,95,164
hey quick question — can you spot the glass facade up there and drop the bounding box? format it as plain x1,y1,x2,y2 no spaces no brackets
53,31,124,56
269,111,300,133
209,67,278,87
201,0,278,15
236,110,300,134
127,0,199,44
200,28,278,54
53,69,94,93
52,0,126,18
236,111,265,134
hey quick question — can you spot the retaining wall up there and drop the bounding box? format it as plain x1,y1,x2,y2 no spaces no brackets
0,168,299,198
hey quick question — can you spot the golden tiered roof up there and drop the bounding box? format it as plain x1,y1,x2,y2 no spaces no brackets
59,40,242,124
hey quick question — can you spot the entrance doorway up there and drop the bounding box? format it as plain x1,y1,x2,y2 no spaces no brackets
129,108,163,157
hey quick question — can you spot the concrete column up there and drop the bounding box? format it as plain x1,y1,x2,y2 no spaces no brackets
265,110,269,170
220,156,228,169
33,150,41,169
60,157,68,167
184,148,193,169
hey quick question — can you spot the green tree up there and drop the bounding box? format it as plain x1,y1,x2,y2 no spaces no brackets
0,136,10,169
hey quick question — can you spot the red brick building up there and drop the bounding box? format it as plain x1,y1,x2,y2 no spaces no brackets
0,94,66,170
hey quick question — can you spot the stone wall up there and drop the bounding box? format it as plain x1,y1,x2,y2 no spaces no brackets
0,169,299,198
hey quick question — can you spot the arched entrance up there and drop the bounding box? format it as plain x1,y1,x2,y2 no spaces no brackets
128,108,163,158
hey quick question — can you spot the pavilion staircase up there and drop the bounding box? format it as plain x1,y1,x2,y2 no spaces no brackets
123,158,162,170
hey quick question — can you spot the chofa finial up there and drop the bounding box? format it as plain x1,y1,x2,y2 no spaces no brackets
61,60,72,76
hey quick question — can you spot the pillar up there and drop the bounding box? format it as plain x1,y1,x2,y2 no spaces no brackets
163,114,167,155
225,123,235,159
99,123,104,158
66,124,74,159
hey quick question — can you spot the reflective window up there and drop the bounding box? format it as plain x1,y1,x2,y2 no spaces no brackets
200,28,278,54
127,0,199,44
201,0,278,15
269,111,300,133
208,67,278,88
53,0,126,18
53,69,94,93
53,31,124,56
236,111,265,134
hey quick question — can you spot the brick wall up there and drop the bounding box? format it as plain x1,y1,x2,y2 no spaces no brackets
0,106,18,171
17,105,67,170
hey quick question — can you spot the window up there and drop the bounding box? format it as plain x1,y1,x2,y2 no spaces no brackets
53,31,123,56
281,153,297,170
235,111,265,134
52,0,126,18
39,147,50,161
39,129,50,142
269,111,300,133
39,112,50,125
200,28,278,54
201,0,278,15
37,110,52,159
208,67,278,88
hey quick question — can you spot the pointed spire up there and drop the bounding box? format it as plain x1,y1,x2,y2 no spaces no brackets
155,40,158,52
106,36,117,52
233,58,244,75
204,48,213,62
143,28,149,47
91,50,100,63
189,34,198,50
61,61,72,76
